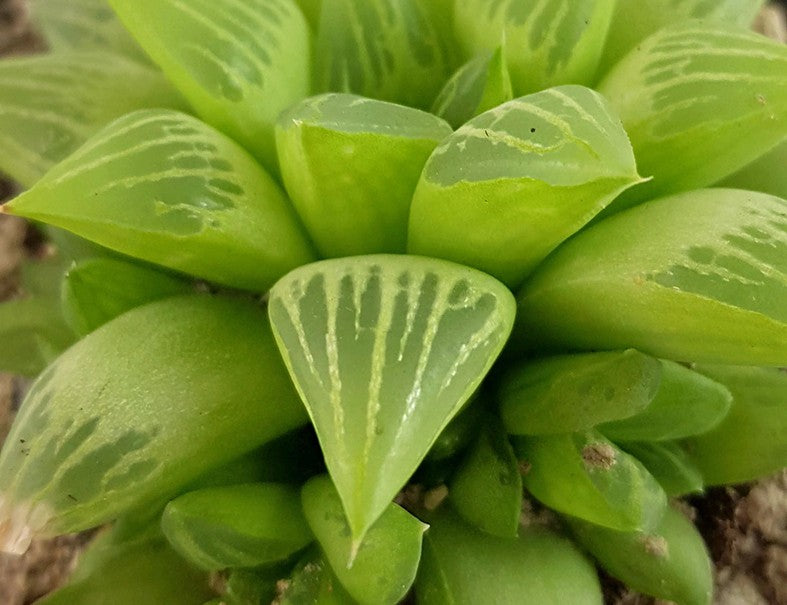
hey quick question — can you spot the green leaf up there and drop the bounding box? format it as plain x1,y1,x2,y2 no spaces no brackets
453,0,616,96
62,257,193,336
450,416,522,538
108,0,310,173
315,0,454,109
597,23,787,211
682,365,787,485
408,85,644,287
161,483,313,571
566,506,714,605
0,295,307,553
416,507,603,605
268,255,515,542
276,93,453,257
718,139,787,199
618,441,704,497
513,431,667,531
500,349,661,436
515,188,787,366
276,548,356,605
4,109,315,291
426,396,483,462
431,47,514,129
294,0,322,30
301,475,426,605
220,565,294,605
0,52,185,188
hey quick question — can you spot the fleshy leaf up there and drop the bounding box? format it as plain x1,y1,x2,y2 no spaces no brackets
416,507,603,605
276,93,453,257
718,139,787,199
515,189,787,366
294,0,322,30
0,52,184,187
301,475,426,605
453,0,616,95
513,431,667,531
0,295,307,554
4,109,315,291
618,441,704,497
108,0,311,172
268,255,515,542
597,23,787,211
220,567,293,605
276,548,356,605
426,396,483,463
408,85,644,287
161,483,313,571
566,506,714,605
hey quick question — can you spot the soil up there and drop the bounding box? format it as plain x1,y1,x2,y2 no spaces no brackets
0,1,785,603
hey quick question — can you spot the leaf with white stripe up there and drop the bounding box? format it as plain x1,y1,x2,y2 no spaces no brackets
0,52,185,187
598,23,787,211
268,255,515,543
3,110,315,291
408,85,644,288
108,0,310,173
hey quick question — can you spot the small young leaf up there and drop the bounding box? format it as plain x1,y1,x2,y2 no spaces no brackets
566,506,714,605
108,0,310,173
4,109,316,291
618,441,704,497
515,189,787,366
276,93,453,257
161,483,313,571
513,431,667,532
0,52,184,187
408,85,644,287
0,295,307,554
268,255,515,542
301,475,426,605
276,548,356,605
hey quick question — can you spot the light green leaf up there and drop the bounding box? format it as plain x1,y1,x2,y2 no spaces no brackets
276,94,452,257
108,0,311,173
618,441,704,497
276,548,357,605
718,139,787,199
268,255,515,542
4,109,315,291
453,0,616,96
0,52,185,187
0,295,307,553
294,0,322,30
408,85,644,287
597,23,787,211
301,475,426,605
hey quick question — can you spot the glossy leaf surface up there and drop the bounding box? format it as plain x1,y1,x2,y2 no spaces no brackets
618,441,704,497
408,85,643,287
4,109,315,291
515,189,787,366
276,93,452,257
269,255,515,541
0,295,307,554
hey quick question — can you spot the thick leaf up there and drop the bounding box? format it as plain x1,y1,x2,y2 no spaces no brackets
276,94,452,257
161,483,312,571
515,189,787,366
618,441,704,497
109,0,310,173
718,139,787,199
0,295,307,554
4,109,315,291
416,507,603,605
513,431,667,531
315,0,454,109
426,396,483,462
682,365,787,485
294,0,322,30
431,47,514,129
220,567,292,605
301,475,426,605
408,85,644,287
0,52,184,187
276,548,356,605
268,255,515,542
453,0,616,95
567,506,714,605
500,349,661,435
597,23,787,211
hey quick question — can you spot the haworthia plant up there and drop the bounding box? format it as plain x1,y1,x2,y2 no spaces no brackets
515,189,787,365
597,23,787,211
453,0,616,95
719,139,787,199
0,52,184,187
268,255,516,542
618,441,704,497
0,296,307,553
276,93,453,257
4,109,316,291
408,85,644,287
276,548,356,604
108,0,311,173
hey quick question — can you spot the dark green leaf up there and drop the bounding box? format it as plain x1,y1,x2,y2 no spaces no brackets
618,441,704,497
